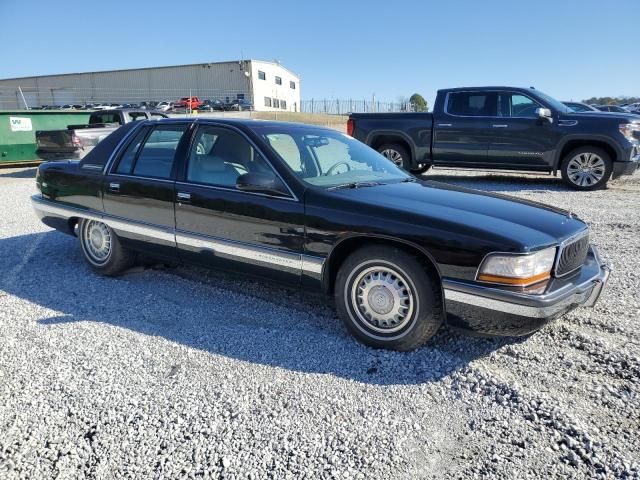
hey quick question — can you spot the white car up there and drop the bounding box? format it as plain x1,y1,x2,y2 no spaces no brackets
155,101,174,112
626,103,640,113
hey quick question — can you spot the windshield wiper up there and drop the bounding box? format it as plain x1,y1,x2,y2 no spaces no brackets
327,181,381,190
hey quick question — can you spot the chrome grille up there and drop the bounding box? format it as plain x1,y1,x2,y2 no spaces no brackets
556,233,590,276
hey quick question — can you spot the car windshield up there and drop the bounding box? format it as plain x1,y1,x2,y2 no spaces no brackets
257,125,410,187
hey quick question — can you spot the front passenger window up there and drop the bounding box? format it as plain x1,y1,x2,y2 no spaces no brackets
187,126,274,187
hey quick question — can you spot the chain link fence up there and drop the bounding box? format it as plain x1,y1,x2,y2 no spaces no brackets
300,99,417,115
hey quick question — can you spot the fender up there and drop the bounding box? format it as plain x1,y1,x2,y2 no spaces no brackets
321,233,446,314
365,129,421,167
553,134,624,171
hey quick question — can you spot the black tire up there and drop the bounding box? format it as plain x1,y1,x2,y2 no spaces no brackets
377,143,411,170
560,146,612,190
335,245,443,351
410,164,431,175
78,218,135,276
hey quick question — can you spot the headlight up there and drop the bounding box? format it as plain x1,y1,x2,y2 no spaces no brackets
477,247,557,286
619,123,640,141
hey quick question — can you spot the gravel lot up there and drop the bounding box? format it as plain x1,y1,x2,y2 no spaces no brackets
0,167,638,479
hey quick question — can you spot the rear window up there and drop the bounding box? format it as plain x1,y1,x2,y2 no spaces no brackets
447,92,497,117
90,112,122,125
79,122,140,171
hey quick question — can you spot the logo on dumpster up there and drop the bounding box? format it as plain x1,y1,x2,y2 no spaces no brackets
9,117,32,132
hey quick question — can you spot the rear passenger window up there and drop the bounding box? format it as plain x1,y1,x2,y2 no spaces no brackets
115,127,149,174
447,92,497,117
131,124,187,179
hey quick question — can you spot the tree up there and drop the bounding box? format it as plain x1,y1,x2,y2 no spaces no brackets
409,93,428,112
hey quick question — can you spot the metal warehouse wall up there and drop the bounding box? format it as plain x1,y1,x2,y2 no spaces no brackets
0,62,254,108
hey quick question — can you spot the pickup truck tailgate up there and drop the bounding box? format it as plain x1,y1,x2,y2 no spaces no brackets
36,130,76,152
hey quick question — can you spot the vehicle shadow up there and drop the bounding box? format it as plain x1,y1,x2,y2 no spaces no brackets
0,167,38,178
1,231,525,386
421,171,569,193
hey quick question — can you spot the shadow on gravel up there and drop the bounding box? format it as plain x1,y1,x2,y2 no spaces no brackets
2,231,525,386
0,167,38,179
421,172,568,193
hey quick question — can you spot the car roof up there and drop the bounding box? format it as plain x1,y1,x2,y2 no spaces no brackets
148,116,337,131
437,86,537,93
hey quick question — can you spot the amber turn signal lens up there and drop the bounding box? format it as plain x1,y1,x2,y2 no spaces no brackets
477,271,551,286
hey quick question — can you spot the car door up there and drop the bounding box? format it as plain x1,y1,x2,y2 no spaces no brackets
102,122,190,259
173,123,306,284
432,91,496,166
486,92,563,168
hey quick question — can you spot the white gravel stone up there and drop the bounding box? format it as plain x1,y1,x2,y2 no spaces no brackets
0,167,638,479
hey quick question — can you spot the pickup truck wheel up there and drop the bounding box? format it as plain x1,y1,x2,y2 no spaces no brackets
410,164,431,175
79,219,135,276
378,144,411,170
335,245,443,351
560,147,612,190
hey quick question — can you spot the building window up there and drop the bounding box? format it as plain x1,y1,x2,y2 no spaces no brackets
237,94,244,100
258,70,266,80
275,76,282,85
281,100,287,110
273,99,280,108
264,97,272,107
290,81,296,89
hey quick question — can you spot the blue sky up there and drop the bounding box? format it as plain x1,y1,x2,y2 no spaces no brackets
1,0,638,106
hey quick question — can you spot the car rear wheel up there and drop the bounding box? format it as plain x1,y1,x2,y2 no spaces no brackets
377,144,411,170
410,164,431,175
79,218,135,276
560,147,612,190
335,245,443,351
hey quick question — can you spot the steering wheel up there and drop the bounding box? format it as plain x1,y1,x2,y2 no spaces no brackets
325,161,352,176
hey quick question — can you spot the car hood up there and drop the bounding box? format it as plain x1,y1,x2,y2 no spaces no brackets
326,180,587,250
561,111,640,122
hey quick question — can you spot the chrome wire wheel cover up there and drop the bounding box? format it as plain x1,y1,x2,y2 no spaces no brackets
567,152,606,187
82,220,112,265
350,266,415,333
380,149,404,167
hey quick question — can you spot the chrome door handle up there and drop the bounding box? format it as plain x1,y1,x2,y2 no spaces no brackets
108,182,120,192
177,192,191,202
492,124,508,128
437,123,453,127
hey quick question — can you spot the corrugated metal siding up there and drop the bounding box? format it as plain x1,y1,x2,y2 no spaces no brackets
0,61,297,110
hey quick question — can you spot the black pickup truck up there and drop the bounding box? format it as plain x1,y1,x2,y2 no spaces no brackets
348,86,640,190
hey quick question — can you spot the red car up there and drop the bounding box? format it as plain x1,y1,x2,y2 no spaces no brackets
174,96,203,110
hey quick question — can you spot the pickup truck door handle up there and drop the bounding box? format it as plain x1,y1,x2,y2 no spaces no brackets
108,182,120,192
491,124,509,128
437,123,453,127
177,192,191,203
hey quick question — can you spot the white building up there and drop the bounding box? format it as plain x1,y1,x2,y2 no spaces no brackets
0,59,301,112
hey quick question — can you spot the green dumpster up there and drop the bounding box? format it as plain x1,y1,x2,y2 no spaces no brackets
0,110,90,165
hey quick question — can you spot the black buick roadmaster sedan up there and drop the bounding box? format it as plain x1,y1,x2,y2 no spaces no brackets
32,118,610,351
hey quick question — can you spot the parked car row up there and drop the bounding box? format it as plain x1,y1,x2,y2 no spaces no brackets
27,97,254,112
563,101,640,114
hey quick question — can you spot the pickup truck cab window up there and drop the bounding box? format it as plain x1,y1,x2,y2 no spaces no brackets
498,93,542,118
131,124,187,179
260,126,409,187
186,126,274,187
447,92,498,117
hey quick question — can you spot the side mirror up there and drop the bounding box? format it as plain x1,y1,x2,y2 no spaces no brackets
536,107,553,123
236,172,289,196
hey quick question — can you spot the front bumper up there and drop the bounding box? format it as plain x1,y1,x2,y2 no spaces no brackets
612,147,640,179
443,245,609,336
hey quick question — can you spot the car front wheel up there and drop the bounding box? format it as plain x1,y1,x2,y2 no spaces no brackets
335,245,443,351
560,147,612,190
79,218,134,276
